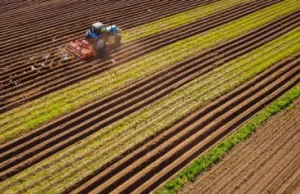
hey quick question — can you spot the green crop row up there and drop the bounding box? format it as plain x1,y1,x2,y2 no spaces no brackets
8,0,249,105
1,0,298,144
1,24,299,194
155,83,300,194
121,0,252,43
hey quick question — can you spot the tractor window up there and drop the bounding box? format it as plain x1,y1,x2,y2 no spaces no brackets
101,27,106,33
89,25,93,33
92,27,99,35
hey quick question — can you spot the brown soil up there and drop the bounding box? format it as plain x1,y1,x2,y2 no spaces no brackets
1,10,298,181
64,54,300,193
179,99,300,194
0,0,281,112
0,0,220,110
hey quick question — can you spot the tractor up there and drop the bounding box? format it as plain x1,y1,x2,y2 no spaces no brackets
67,22,121,60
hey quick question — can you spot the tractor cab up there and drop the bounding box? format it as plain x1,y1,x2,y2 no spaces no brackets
86,22,106,39
86,22,120,40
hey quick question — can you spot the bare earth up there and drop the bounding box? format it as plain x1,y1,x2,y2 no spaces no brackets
180,98,300,194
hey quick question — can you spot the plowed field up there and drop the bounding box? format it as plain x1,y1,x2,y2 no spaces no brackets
180,98,300,194
0,1,299,194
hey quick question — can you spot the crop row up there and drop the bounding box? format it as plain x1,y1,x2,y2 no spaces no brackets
156,65,300,194
92,49,300,194
0,0,248,77
0,0,278,113
0,0,222,65
0,0,248,97
1,8,297,180
1,0,298,144
0,0,217,89
1,24,299,194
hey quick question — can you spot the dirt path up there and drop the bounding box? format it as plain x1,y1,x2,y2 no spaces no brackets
179,99,300,194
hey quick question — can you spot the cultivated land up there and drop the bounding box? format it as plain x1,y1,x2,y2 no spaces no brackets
0,0,299,193
179,98,300,194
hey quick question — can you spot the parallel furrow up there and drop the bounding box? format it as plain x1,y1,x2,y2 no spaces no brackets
189,111,300,194
0,14,297,180
187,108,300,194
0,0,222,81
0,1,264,84
0,0,216,61
80,55,299,194
0,1,284,113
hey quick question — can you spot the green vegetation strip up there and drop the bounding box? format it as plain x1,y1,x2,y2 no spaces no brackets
1,25,299,194
155,83,300,194
0,0,298,144
122,0,252,43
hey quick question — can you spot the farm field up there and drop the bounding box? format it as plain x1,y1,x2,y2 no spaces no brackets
179,98,300,194
0,0,299,194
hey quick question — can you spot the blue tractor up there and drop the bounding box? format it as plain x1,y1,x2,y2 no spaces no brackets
67,22,121,60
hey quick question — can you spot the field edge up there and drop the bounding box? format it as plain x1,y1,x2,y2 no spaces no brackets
155,83,300,194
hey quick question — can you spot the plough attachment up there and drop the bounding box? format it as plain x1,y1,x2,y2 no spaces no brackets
67,39,95,60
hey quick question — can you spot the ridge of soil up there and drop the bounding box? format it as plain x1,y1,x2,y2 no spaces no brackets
179,99,300,194
1,9,297,181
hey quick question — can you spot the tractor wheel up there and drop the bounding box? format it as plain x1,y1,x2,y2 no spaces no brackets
96,39,106,50
114,35,122,47
96,39,106,58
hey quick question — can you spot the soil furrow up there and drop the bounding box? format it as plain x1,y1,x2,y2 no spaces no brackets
0,1,141,35
0,0,209,35
193,122,300,194
0,1,101,25
181,107,300,194
186,113,299,193
0,0,212,43
0,0,217,61
0,1,286,113
0,11,296,180
0,0,253,83
276,170,300,194
0,0,255,80
0,0,271,99
245,149,300,194
218,128,300,194
187,100,300,194
78,52,300,194
0,1,172,36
